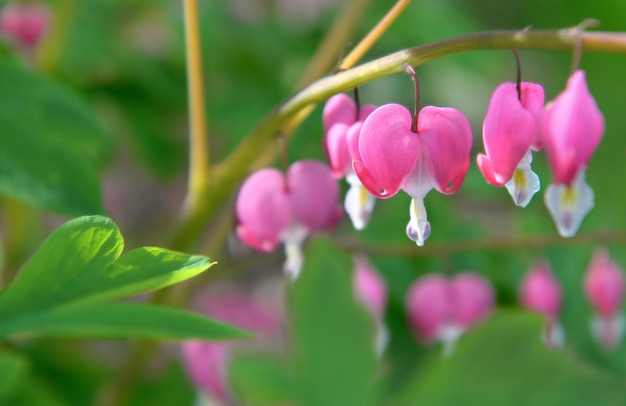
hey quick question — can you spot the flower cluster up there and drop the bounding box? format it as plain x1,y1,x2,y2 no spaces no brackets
234,66,606,280
478,70,604,237
519,249,625,351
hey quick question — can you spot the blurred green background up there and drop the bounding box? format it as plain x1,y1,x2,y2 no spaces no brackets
1,0,626,404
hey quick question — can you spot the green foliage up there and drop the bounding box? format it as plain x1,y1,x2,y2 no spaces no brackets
230,238,378,406
0,216,248,341
0,351,27,397
0,58,110,216
395,311,626,405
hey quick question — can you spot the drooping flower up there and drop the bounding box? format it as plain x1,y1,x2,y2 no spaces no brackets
353,103,473,246
0,2,49,48
323,93,377,230
353,255,388,357
519,261,564,347
236,159,342,279
542,70,604,237
182,290,282,405
584,249,625,351
477,82,544,207
406,272,494,355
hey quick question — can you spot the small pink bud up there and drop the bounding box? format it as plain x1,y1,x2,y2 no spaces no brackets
182,342,229,403
520,262,562,322
585,249,625,318
354,256,387,319
0,2,50,47
542,70,604,187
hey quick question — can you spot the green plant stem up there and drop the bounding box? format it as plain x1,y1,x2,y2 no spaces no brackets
182,0,210,216
38,0,78,73
169,28,626,253
335,230,626,258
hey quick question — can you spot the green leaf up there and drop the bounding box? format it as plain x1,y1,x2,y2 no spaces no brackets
394,311,626,405
229,353,298,406
0,216,215,320
0,303,251,340
0,58,110,216
0,351,27,396
289,238,377,406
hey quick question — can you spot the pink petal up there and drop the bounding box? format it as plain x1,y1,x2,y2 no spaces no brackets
201,293,282,337
541,70,604,186
406,274,454,342
520,261,562,321
479,82,538,185
358,104,378,122
585,249,625,318
354,257,387,318
182,342,229,402
323,93,357,133
450,272,494,327
288,160,341,231
418,106,473,194
519,82,545,150
346,122,363,162
323,123,351,177
356,104,419,198
236,169,290,252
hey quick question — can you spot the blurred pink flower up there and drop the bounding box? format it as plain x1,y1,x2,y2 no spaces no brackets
353,256,388,357
182,291,282,404
354,103,472,246
477,82,544,206
542,70,604,237
584,249,625,350
323,93,377,230
406,272,493,354
236,160,342,279
519,261,564,347
0,1,49,47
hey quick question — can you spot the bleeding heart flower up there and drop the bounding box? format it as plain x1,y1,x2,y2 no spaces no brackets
542,70,604,237
323,93,377,230
584,249,625,351
406,272,493,355
519,261,564,347
0,2,49,48
236,160,342,279
353,255,388,357
354,103,472,246
477,82,544,207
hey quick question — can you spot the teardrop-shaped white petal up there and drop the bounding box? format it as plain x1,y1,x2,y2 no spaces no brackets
544,170,594,237
504,150,540,207
344,173,376,231
406,197,431,246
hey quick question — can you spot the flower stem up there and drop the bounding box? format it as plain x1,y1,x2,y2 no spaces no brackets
183,0,209,215
404,63,419,132
513,48,522,101
338,0,412,70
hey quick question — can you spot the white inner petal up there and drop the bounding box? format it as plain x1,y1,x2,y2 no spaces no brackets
345,173,376,231
591,313,624,351
280,223,309,280
406,197,431,246
504,150,540,207
544,169,594,237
